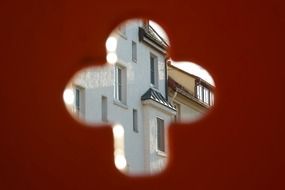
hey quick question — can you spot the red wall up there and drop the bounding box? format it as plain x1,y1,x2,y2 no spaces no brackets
1,0,284,189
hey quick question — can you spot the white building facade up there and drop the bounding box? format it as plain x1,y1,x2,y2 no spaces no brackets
67,20,176,175
65,20,214,175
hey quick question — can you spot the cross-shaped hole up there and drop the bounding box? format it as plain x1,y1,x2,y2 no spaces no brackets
63,19,215,176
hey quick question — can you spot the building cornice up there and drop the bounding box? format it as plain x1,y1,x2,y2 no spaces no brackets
168,77,210,109
138,26,168,55
167,63,214,89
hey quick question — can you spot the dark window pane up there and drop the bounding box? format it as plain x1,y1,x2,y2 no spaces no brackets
75,88,80,111
133,109,138,132
157,118,165,152
150,57,155,85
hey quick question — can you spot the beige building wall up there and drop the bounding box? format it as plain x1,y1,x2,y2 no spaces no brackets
168,67,196,94
169,89,208,123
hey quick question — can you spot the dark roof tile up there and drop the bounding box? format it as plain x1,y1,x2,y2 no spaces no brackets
141,88,176,111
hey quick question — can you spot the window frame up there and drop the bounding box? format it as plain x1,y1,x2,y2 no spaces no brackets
73,85,84,117
150,53,158,88
132,41,137,63
156,117,165,153
75,88,80,113
195,82,213,106
114,64,127,105
101,96,108,122
133,109,138,133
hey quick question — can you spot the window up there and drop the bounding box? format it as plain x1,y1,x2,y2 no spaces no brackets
157,118,165,152
101,96,108,122
210,91,214,106
75,88,80,113
117,67,122,101
74,86,84,117
150,54,158,88
196,85,203,100
114,65,126,104
115,66,122,101
133,109,138,133
203,88,209,104
196,83,213,106
132,41,137,62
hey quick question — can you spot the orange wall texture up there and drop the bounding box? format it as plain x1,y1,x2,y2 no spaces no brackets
1,0,284,189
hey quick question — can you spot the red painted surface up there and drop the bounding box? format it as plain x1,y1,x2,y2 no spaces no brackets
1,0,284,189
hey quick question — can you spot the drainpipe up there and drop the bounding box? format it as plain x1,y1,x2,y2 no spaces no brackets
170,91,178,104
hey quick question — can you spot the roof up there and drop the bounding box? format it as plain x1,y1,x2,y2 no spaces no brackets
169,62,215,87
168,77,210,108
138,25,168,54
141,88,176,111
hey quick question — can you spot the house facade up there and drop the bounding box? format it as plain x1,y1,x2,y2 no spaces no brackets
66,20,175,175
167,62,214,123
65,20,214,175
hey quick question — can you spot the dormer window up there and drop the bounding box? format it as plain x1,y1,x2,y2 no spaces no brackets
196,83,214,106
